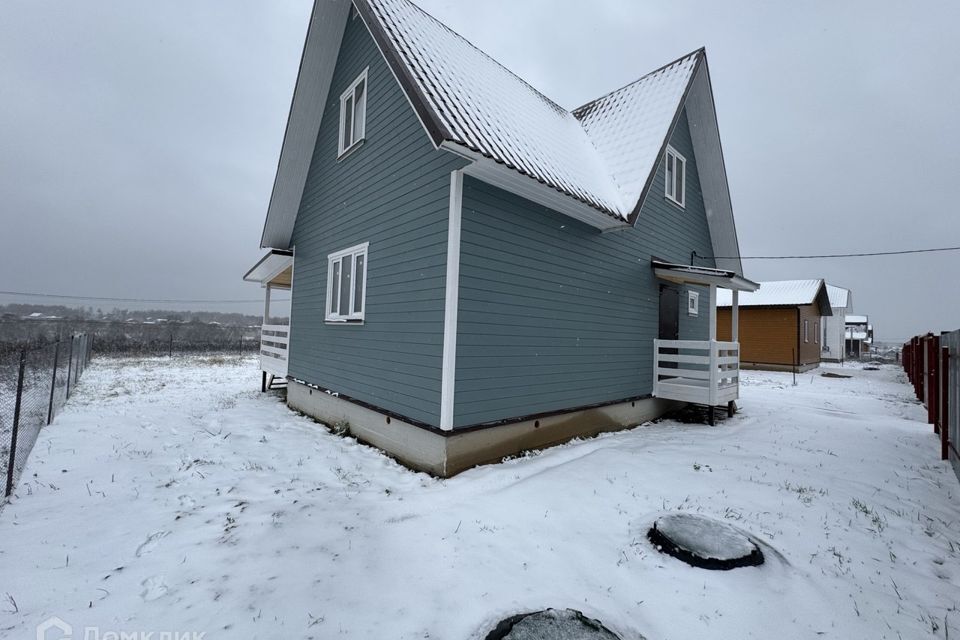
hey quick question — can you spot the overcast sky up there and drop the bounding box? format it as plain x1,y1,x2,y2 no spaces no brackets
2,0,958,340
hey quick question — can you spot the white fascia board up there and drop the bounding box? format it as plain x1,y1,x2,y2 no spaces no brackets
260,0,352,249
683,60,744,277
448,143,628,231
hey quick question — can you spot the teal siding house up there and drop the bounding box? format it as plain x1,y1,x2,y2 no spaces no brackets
244,0,758,475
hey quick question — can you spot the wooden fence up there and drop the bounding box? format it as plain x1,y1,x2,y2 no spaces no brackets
902,330,959,480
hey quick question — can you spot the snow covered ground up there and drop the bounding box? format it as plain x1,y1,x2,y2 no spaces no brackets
1,356,957,639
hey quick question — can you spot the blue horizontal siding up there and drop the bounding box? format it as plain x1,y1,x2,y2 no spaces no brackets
288,12,466,426
454,109,715,427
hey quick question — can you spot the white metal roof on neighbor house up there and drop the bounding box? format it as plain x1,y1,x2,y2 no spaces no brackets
826,284,850,309
846,315,869,324
717,279,827,307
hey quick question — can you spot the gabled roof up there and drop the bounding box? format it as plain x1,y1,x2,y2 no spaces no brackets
717,279,833,315
261,0,743,273
826,284,851,309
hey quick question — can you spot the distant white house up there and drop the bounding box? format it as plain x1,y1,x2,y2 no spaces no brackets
821,285,853,362
845,315,873,358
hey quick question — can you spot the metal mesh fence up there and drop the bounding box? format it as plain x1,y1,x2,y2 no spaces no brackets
2,334,91,497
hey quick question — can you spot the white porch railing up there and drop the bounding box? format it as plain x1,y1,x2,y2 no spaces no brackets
260,324,290,378
653,339,740,406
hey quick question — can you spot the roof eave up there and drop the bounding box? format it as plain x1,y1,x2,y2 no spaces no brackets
447,141,628,230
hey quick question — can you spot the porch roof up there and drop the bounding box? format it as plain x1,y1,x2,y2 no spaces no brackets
243,250,293,288
651,260,759,292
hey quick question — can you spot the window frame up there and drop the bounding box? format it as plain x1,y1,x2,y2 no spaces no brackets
814,321,819,345
664,145,686,208
803,319,809,343
325,242,369,324
338,68,369,159
687,290,699,317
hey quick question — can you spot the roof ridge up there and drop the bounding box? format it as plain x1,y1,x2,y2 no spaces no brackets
572,47,704,118
377,0,569,115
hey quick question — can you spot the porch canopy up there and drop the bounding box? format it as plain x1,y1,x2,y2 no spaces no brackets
244,250,293,382
651,260,759,341
243,249,293,289
649,260,760,417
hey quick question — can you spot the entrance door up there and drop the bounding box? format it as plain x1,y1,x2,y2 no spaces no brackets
659,285,679,340
659,285,679,370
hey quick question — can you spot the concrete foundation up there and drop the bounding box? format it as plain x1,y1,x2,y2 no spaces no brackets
287,380,677,477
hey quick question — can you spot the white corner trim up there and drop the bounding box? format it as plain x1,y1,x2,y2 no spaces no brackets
440,170,463,431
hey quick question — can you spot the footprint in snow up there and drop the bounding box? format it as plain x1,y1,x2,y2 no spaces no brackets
178,495,196,509
140,575,169,601
136,531,171,557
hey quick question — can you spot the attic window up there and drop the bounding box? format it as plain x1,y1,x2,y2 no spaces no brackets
665,145,686,207
338,69,368,158
326,243,368,323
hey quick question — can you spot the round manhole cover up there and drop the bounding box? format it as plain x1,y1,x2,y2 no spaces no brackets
648,512,764,570
484,608,623,640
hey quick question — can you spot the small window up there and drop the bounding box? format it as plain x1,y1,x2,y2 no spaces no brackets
664,145,686,207
687,290,699,317
804,319,809,343
338,69,368,157
326,243,368,322
814,321,819,344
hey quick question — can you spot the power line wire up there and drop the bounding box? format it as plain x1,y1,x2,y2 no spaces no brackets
701,245,960,260
0,290,288,305
4,244,958,303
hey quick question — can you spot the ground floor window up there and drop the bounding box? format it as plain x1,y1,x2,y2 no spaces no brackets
326,242,368,322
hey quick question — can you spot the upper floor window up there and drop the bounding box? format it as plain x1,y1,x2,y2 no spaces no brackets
665,145,686,207
338,69,368,158
326,242,368,323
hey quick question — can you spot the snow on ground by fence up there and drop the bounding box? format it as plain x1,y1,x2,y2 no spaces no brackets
0,356,957,639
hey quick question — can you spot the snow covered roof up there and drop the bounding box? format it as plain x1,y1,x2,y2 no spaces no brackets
826,284,850,309
846,315,868,324
260,0,744,273
717,279,833,315
651,260,759,292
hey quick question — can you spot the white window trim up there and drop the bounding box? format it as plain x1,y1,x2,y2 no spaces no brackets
687,290,699,317
814,321,819,344
338,68,368,159
803,319,809,343
325,242,369,323
664,145,686,208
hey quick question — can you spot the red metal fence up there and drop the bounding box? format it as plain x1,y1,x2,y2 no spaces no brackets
903,330,959,479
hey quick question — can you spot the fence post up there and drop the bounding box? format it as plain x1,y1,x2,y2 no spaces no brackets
942,345,950,461
47,339,61,425
5,351,27,497
928,336,939,427
792,348,797,386
169,334,173,358
65,335,75,399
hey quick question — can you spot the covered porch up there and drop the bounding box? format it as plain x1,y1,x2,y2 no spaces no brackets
651,260,760,423
243,250,293,390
